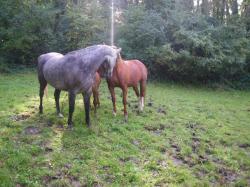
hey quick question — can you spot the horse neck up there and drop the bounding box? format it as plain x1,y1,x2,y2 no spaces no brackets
89,55,107,75
115,54,124,69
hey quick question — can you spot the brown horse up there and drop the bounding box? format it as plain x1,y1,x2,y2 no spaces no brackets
93,55,147,122
92,72,101,113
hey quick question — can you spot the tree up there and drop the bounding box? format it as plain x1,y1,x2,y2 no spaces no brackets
201,0,209,15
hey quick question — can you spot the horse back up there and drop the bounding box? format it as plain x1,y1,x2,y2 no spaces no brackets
125,60,147,81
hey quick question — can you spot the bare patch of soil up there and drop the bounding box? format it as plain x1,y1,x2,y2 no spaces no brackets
218,167,238,184
42,164,84,187
238,143,250,148
11,113,30,121
144,123,168,135
24,126,41,135
157,107,167,115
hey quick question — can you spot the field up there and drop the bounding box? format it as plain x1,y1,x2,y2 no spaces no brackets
0,71,249,186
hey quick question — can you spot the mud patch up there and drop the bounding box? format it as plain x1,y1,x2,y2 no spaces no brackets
144,123,167,135
172,155,184,166
218,167,238,184
24,126,41,135
238,143,250,148
132,140,140,146
157,107,167,115
42,164,83,187
147,101,153,107
120,157,140,165
171,144,181,152
186,121,205,131
10,113,30,121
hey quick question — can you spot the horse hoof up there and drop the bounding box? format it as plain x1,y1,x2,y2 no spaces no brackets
58,113,64,118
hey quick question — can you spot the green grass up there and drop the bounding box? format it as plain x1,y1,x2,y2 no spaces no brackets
0,70,250,187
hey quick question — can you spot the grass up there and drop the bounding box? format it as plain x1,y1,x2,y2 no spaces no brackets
0,70,250,187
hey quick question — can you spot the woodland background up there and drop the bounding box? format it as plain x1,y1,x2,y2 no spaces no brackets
0,0,250,87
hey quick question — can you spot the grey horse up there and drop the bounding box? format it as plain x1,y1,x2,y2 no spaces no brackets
37,45,121,128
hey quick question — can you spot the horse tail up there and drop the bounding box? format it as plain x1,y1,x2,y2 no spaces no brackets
37,55,48,98
140,62,148,98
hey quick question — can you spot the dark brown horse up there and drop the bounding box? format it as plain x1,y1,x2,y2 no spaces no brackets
93,55,148,121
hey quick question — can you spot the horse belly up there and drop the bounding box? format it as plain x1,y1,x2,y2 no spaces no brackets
43,63,67,90
128,69,141,87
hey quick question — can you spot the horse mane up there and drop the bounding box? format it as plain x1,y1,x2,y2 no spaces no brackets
117,53,123,64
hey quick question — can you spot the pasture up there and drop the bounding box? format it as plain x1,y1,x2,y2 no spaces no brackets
0,71,250,186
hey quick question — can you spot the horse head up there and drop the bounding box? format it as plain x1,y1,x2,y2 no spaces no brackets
98,46,121,78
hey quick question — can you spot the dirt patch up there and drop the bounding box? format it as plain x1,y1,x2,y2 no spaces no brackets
195,168,208,178
172,155,184,166
15,184,25,187
144,124,166,131
10,113,30,121
147,101,154,107
92,182,103,187
157,107,167,115
24,126,41,135
132,140,140,146
120,157,138,164
144,123,167,136
71,180,83,187
218,167,238,184
42,164,83,187
171,144,181,152
45,147,53,153
197,155,209,164
238,143,250,148
192,140,200,153
186,121,206,132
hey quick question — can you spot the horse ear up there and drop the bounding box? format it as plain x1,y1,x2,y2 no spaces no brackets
117,48,122,54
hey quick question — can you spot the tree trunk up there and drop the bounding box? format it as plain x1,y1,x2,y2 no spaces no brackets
231,0,238,15
226,0,230,20
197,0,200,12
221,0,226,20
201,0,209,16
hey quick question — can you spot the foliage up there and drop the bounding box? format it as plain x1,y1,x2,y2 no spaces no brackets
0,0,249,86
117,1,250,84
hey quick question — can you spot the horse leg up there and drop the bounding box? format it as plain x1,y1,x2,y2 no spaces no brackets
83,91,91,127
67,91,76,129
133,86,141,110
122,87,128,122
54,89,63,118
109,86,117,116
139,80,146,111
97,91,100,107
39,77,47,114
92,89,98,114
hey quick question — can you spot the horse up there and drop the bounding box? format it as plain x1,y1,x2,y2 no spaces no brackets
38,53,102,114
93,54,148,122
92,72,101,113
37,45,121,128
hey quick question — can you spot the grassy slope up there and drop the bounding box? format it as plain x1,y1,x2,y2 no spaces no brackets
0,71,249,187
